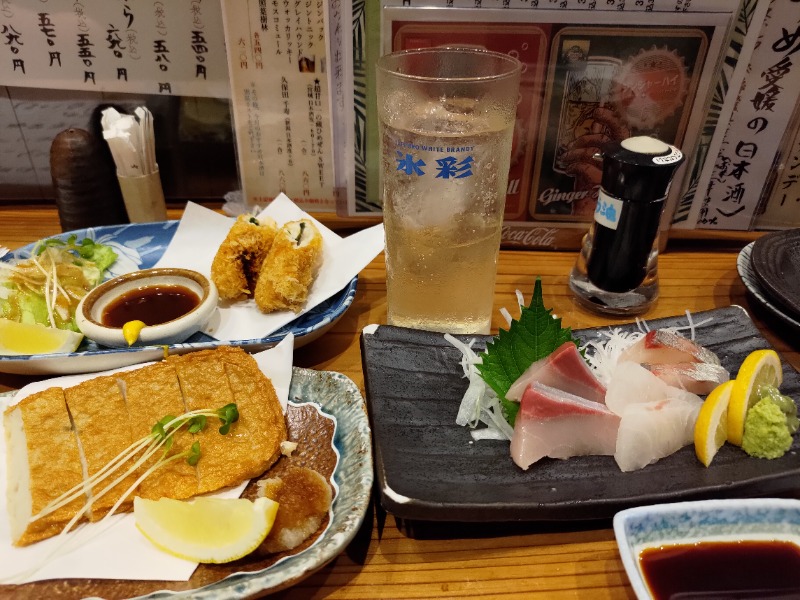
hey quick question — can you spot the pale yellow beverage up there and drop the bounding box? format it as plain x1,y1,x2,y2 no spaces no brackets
382,120,512,334
377,48,521,334
384,212,503,334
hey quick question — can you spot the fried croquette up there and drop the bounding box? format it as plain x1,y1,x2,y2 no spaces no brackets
254,219,323,314
211,215,278,300
256,466,332,553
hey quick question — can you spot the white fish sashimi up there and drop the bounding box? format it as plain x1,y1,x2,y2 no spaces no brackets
619,329,721,366
642,362,730,395
605,361,704,471
614,393,703,472
506,341,607,404
605,362,671,415
510,382,620,470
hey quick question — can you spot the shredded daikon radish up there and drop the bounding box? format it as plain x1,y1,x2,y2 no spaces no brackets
445,333,513,440
685,310,695,339
474,395,514,440
499,290,526,328
580,328,644,386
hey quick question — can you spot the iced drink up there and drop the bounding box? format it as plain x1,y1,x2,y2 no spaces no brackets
377,48,521,334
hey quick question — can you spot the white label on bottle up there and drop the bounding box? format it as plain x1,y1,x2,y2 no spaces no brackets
594,189,624,230
652,147,683,165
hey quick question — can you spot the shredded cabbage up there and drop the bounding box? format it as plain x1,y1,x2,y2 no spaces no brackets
0,237,117,331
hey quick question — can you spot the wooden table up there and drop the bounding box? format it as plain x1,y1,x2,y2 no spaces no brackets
1,204,797,599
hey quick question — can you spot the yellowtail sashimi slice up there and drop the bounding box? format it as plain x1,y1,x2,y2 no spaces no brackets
510,382,619,470
610,363,704,472
506,341,607,404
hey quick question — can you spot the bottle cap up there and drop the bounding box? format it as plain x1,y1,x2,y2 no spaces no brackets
600,135,685,203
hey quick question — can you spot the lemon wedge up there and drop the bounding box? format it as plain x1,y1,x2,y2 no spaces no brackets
694,380,734,467
0,318,83,355
133,496,279,564
122,320,147,346
727,349,783,447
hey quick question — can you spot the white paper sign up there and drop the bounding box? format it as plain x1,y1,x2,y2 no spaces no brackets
0,0,229,97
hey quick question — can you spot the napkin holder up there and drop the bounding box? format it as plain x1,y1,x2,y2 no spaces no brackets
117,168,168,223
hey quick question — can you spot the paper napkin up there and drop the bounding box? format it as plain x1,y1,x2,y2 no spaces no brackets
155,194,385,341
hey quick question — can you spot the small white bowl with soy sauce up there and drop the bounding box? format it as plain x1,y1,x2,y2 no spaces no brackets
614,498,800,600
76,267,219,348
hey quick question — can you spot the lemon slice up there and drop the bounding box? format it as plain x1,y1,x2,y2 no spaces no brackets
0,318,83,355
133,496,279,564
727,349,783,447
694,380,734,467
122,320,147,346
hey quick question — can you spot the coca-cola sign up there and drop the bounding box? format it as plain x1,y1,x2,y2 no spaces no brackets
501,225,558,248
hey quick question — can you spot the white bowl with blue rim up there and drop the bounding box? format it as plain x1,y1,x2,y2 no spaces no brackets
613,498,800,600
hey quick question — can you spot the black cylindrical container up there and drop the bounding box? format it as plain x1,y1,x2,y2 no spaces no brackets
585,137,684,292
569,136,685,315
50,128,129,231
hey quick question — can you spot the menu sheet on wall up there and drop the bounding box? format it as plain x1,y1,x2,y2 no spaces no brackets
756,111,800,230
0,0,229,98
219,0,338,211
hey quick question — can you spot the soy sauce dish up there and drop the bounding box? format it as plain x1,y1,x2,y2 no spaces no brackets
614,498,800,600
76,267,219,348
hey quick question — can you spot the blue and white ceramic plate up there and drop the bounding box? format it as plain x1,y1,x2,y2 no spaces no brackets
737,242,800,337
614,498,800,600
0,222,358,375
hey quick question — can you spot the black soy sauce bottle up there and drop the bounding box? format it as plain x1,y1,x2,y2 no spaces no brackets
569,136,684,315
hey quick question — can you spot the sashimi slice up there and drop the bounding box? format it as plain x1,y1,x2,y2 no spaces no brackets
642,362,730,395
619,329,721,366
506,341,607,404
510,382,620,470
605,361,671,416
614,393,703,472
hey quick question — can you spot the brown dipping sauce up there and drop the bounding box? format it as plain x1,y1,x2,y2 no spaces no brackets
640,540,800,599
102,285,200,327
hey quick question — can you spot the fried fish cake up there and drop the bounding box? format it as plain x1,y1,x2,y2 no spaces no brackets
5,346,287,546
169,347,285,494
65,376,139,521
211,214,279,300
4,387,87,546
254,219,323,313
118,362,199,501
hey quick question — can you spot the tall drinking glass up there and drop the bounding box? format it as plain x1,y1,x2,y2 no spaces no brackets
377,47,521,334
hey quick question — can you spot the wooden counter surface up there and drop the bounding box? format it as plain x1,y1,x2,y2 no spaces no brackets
1,204,797,599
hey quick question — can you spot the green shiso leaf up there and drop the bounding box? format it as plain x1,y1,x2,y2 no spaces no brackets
476,278,578,425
